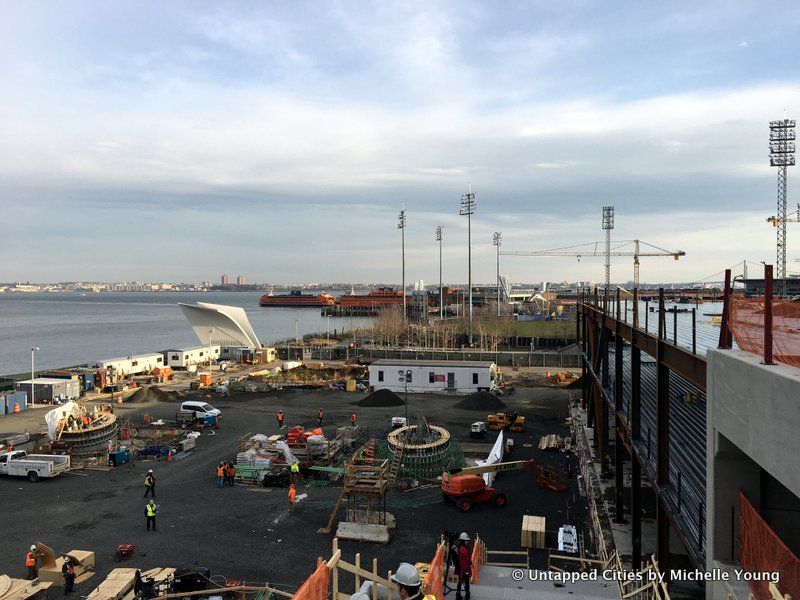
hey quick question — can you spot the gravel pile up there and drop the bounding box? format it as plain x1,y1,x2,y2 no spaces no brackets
126,386,175,404
356,388,404,407
454,391,506,410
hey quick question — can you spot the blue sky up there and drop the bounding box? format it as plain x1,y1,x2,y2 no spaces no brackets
2,1,799,285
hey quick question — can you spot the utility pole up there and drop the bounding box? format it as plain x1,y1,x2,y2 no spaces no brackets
492,232,502,316
602,206,615,306
460,186,476,345
436,225,443,320
398,207,407,320
769,117,796,296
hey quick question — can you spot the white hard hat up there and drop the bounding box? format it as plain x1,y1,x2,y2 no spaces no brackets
148,469,153,473
459,532,471,541
391,563,421,587
350,594,371,600
30,545,37,551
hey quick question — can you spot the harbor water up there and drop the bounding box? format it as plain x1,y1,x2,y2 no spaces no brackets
0,291,371,375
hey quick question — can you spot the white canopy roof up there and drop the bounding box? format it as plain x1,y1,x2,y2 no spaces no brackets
178,302,260,349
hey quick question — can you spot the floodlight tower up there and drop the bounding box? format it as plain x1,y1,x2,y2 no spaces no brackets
492,232,502,316
460,186,477,345
602,206,615,304
769,118,796,296
398,207,407,319
436,226,444,320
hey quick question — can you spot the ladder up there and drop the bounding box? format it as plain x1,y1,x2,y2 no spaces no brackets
387,440,406,484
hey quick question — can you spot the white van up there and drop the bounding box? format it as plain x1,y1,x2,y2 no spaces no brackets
180,401,221,419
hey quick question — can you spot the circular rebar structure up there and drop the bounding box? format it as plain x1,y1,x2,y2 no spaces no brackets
387,424,453,481
59,412,118,460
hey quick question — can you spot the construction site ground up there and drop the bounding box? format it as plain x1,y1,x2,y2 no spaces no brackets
0,385,587,593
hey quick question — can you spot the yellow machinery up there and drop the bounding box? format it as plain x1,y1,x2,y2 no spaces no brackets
486,412,525,432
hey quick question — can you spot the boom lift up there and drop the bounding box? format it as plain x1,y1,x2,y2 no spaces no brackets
441,459,567,512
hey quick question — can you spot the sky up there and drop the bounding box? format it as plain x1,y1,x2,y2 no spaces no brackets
1,1,799,286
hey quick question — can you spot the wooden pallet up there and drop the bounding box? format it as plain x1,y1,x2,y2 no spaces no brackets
538,434,563,451
521,515,545,549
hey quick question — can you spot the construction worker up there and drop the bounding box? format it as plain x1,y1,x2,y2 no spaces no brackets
216,463,225,488
351,412,357,427
277,410,284,430
145,500,158,531
290,461,300,483
455,532,472,600
62,556,76,595
226,462,236,487
288,482,296,513
25,545,39,580
143,469,155,498
390,563,433,600
318,408,324,427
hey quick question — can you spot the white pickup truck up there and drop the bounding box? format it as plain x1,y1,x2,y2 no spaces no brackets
0,451,70,481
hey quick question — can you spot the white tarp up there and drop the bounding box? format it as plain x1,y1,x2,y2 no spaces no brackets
475,430,504,486
275,441,299,465
44,401,81,441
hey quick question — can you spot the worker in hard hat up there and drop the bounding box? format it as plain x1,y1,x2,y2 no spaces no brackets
143,469,155,498
25,545,39,580
288,482,296,513
290,461,300,484
391,563,434,600
455,532,472,600
62,555,76,594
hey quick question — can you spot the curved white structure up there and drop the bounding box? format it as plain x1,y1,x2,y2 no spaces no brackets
178,302,261,349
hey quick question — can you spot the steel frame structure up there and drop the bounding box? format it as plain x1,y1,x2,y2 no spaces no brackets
578,289,707,577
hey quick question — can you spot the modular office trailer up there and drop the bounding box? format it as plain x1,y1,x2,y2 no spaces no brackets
15,378,81,403
92,353,165,377
368,359,496,393
166,345,221,369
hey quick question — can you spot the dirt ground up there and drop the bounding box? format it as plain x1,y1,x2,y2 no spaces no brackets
0,385,586,593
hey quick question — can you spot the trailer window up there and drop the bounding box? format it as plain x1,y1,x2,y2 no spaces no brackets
406,371,412,382
132,361,138,367
171,355,179,360
429,372,435,383
473,373,478,384
378,370,384,382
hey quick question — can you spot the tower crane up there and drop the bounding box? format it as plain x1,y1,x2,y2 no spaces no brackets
501,239,685,293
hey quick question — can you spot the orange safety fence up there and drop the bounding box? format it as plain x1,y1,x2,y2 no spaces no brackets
470,539,485,584
729,296,800,368
423,544,446,600
292,562,330,600
739,491,800,600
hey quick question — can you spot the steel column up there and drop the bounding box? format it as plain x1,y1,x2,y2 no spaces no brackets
631,455,642,570
657,289,670,486
614,317,625,520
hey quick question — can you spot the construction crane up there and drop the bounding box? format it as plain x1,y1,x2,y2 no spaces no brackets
501,239,685,293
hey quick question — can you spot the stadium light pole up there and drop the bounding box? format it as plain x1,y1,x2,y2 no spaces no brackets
398,207,407,320
492,232,502,316
769,117,796,296
436,226,444,320
30,347,39,406
460,187,476,345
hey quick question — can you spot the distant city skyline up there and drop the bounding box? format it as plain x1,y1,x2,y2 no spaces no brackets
1,2,799,283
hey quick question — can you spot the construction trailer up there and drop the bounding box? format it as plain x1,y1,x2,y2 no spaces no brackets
165,345,221,369
368,359,496,393
14,378,81,403
92,353,165,377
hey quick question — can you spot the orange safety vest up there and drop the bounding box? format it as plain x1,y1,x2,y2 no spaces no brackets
351,413,356,421
227,465,235,477
25,552,36,567
288,486,296,503
277,412,283,420
216,466,224,477
318,410,323,419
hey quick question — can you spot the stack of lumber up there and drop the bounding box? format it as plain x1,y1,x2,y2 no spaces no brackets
0,574,53,600
35,544,94,587
86,568,138,600
521,515,546,549
538,434,570,451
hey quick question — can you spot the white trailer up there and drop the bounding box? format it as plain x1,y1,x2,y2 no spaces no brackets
0,451,70,481
93,353,165,376
368,360,497,394
166,345,221,369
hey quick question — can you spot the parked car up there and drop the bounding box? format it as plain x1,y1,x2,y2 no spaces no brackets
0,451,70,481
470,422,488,439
